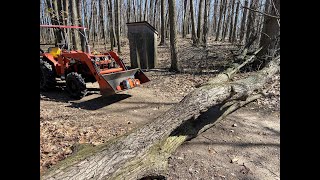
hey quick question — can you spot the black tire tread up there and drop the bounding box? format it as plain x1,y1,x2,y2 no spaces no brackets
65,72,87,99
40,58,56,91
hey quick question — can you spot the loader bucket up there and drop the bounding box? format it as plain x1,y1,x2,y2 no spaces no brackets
99,68,149,96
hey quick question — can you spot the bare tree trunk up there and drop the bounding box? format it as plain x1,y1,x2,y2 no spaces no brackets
222,0,231,41
228,0,236,42
83,0,90,41
107,0,115,50
153,0,158,27
182,0,188,38
99,0,106,41
140,0,142,21
76,0,87,52
127,0,131,22
70,0,81,50
258,0,280,57
190,0,197,45
133,0,137,21
92,2,97,49
231,0,240,42
239,0,248,43
215,0,224,41
196,0,204,44
165,6,169,39
49,0,64,45
115,0,121,53
256,0,265,46
212,0,219,36
41,53,280,180
202,0,210,46
159,0,166,45
245,0,259,44
149,0,154,25
168,0,179,72
144,0,148,21
63,0,70,49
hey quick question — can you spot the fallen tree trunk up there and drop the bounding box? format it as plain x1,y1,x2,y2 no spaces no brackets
41,55,280,180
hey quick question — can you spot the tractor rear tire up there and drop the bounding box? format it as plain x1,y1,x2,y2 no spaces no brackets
40,58,56,91
65,72,87,99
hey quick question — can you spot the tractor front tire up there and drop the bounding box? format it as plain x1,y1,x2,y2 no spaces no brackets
65,72,87,99
40,58,56,91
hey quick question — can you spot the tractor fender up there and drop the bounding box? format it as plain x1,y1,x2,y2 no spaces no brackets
41,53,58,66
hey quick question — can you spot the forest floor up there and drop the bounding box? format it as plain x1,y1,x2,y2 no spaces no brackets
40,36,280,179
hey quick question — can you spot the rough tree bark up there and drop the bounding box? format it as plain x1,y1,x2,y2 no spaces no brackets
221,0,230,41
149,0,154,25
99,0,106,44
115,0,121,53
231,0,240,42
215,0,224,41
212,0,219,36
245,0,259,45
153,0,158,27
48,0,64,45
182,0,188,38
107,0,115,51
70,0,81,50
76,0,87,52
133,0,137,21
228,0,236,42
239,0,248,43
140,0,142,21
63,0,70,49
144,0,148,21
190,0,197,45
127,0,131,22
159,0,166,45
202,0,211,46
258,0,280,57
196,0,204,45
41,49,280,179
168,0,179,72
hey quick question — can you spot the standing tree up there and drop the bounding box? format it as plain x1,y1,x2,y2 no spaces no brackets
259,0,280,57
144,0,148,21
133,0,137,21
107,0,115,50
127,0,131,22
239,0,249,43
196,0,204,45
159,0,166,45
168,0,179,72
231,0,240,42
190,0,197,45
70,0,81,50
212,0,219,36
222,0,231,41
115,0,121,53
99,0,107,47
245,0,259,44
202,0,211,46
77,0,87,52
228,0,236,42
215,0,224,41
182,0,188,38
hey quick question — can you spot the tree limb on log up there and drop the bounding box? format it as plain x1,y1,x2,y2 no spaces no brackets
41,55,280,180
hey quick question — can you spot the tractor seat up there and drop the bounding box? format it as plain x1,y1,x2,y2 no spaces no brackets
48,47,61,58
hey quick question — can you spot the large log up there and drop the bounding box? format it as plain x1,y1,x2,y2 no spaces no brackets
41,55,280,180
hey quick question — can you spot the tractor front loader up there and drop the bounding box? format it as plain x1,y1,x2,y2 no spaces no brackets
40,25,149,99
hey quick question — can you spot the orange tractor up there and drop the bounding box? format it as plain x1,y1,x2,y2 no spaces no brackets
40,25,149,99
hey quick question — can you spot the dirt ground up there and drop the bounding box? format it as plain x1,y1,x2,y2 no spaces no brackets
40,36,280,179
